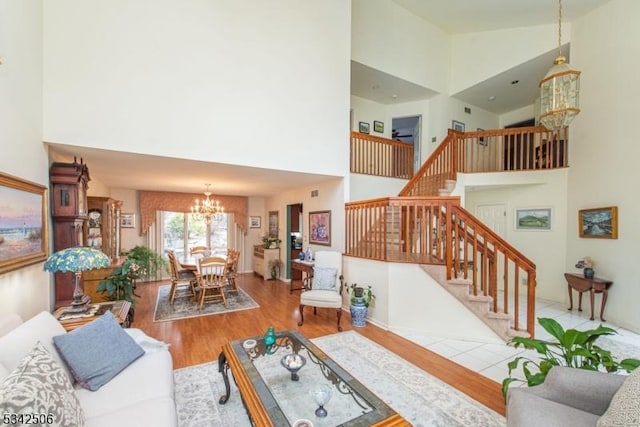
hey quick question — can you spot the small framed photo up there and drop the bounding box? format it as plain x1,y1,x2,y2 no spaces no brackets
579,206,618,239
309,210,331,246
249,216,261,228
359,121,370,134
373,120,384,133
477,128,487,146
120,213,136,229
452,120,465,132
515,208,551,231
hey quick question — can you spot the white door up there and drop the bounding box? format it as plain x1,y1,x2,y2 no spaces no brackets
476,203,507,237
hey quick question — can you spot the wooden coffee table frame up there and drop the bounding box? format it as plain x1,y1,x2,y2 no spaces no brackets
218,330,408,426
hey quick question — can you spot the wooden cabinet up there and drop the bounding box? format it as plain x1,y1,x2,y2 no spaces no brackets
50,159,90,305
252,245,280,279
85,197,122,261
291,204,301,232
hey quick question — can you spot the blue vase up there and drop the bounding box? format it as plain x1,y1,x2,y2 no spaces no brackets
350,303,368,327
584,268,595,279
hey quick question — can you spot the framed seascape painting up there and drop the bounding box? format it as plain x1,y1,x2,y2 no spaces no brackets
579,206,618,239
309,210,331,246
514,208,552,231
0,172,48,274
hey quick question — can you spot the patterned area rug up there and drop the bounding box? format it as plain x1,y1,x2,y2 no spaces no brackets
153,285,259,322
174,331,505,426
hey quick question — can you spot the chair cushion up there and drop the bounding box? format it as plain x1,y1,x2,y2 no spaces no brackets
301,289,342,308
597,369,640,427
312,267,337,290
53,311,144,391
0,342,85,427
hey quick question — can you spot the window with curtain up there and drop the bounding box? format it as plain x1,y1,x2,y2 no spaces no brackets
161,211,228,258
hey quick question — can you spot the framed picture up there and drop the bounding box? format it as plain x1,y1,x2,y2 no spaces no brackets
249,216,261,228
120,213,136,228
579,206,618,239
0,172,48,275
374,120,384,133
268,211,278,237
359,121,370,134
452,120,465,132
515,208,552,231
309,210,331,246
477,128,487,146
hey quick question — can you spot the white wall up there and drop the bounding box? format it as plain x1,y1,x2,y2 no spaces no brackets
463,169,569,302
500,104,536,128
450,24,564,94
343,257,503,342
42,0,351,178
349,174,407,201
0,0,50,319
566,0,640,332
351,0,449,94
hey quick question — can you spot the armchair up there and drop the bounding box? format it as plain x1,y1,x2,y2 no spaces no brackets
506,366,632,427
297,251,344,331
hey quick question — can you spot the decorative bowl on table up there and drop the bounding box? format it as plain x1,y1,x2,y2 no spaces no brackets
280,353,306,381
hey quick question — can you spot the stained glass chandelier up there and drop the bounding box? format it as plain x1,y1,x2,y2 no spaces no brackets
539,0,581,130
191,184,224,224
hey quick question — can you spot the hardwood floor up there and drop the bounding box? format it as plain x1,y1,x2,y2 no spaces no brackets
132,272,506,416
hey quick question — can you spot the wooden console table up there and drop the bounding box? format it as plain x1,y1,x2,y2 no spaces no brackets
291,259,314,294
53,300,132,331
564,273,613,321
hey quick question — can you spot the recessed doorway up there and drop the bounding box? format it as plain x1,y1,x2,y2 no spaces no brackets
392,115,421,173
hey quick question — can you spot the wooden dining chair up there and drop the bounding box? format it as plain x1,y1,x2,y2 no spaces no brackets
167,250,197,304
197,256,228,310
224,248,241,294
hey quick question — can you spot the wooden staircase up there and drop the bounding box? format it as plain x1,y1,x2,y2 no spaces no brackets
345,126,568,339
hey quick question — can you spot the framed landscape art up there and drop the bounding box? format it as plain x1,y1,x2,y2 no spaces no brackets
309,210,331,246
0,172,48,274
579,206,618,239
515,208,551,231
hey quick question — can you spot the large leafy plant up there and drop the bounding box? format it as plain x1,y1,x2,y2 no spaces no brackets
502,317,640,397
97,258,141,306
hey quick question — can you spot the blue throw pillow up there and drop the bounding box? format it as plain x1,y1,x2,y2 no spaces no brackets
312,267,338,290
53,311,144,391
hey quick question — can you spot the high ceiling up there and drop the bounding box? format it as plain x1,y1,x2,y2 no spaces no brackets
49,1,611,196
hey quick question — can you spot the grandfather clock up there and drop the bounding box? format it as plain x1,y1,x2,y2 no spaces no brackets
49,158,90,305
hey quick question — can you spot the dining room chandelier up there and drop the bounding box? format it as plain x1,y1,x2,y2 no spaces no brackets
539,0,581,130
191,184,224,224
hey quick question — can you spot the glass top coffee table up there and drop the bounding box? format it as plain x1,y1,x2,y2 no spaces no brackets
218,330,408,426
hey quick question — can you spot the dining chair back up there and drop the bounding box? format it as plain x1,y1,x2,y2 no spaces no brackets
225,248,241,293
197,256,228,310
167,250,196,304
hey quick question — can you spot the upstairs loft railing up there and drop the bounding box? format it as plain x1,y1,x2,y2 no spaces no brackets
344,196,536,337
350,131,414,179
401,126,568,196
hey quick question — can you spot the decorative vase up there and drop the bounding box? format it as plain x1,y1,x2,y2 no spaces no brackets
350,301,367,327
264,326,276,347
584,268,595,279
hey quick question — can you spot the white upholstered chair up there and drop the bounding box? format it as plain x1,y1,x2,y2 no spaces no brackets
297,251,344,331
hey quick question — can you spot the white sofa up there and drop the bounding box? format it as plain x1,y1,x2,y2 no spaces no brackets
0,311,177,427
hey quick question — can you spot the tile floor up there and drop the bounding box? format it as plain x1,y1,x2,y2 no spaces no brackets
396,296,640,386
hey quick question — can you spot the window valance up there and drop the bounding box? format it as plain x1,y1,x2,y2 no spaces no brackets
139,191,248,236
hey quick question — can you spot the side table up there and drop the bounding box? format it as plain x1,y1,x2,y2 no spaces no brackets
291,259,314,294
53,300,132,331
564,273,613,321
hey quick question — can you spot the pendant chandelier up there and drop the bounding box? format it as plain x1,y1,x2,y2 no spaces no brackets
539,0,581,130
191,184,224,224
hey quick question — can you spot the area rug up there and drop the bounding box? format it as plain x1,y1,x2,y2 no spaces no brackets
174,330,505,426
153,285,259,322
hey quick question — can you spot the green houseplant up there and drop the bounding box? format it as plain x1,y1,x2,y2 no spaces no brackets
96,258,141,306
501,317,640,397
125,245,167,281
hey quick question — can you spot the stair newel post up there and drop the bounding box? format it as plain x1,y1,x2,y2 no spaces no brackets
527,270,536,338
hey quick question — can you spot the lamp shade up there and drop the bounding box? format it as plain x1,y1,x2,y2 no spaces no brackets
44,246,111,273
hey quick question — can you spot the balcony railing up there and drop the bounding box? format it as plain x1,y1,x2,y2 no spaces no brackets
350,131,413,179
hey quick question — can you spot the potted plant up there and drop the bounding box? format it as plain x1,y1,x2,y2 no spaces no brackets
501,317,640,398
96,258,141,307
268,258,282,280
124,245,167,281
262,236,281,249
346,284,375,327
